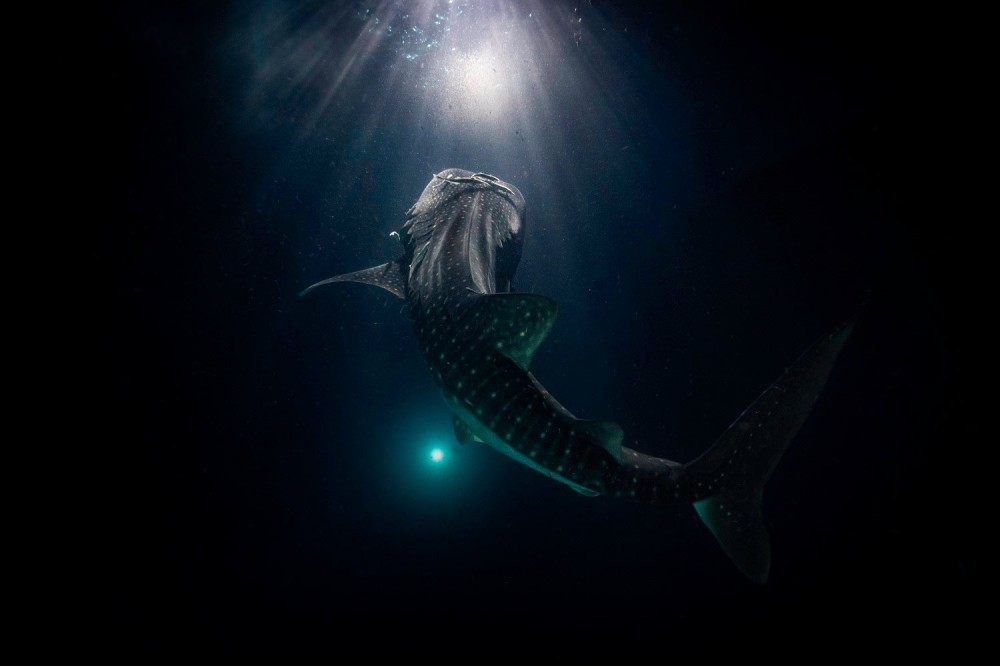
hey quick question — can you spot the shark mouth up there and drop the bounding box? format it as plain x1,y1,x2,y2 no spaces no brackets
432,170,518,200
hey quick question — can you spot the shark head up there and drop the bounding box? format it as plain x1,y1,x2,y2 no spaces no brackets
403,168,526,293
430,168,526,220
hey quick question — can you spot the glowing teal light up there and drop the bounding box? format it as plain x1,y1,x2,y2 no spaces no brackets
430,448,445,462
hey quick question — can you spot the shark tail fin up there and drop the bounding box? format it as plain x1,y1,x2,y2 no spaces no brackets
299,261,407,299
689,318,855,583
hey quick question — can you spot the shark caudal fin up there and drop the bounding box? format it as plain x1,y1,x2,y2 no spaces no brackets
299,261,407,299
688,319,855,583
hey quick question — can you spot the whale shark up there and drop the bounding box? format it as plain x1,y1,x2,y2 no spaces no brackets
302,168,853,583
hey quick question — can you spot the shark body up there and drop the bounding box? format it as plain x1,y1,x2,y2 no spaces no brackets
302,168,852,583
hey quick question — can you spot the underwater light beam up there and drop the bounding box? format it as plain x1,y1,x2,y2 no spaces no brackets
240,0,618,151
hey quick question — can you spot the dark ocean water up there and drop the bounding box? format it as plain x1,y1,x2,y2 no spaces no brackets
106,0,967,654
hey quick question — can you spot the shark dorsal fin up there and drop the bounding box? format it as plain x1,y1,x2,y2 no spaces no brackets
577,420,625,464
470,293,558,370
452,415,483,445
299,261,407,299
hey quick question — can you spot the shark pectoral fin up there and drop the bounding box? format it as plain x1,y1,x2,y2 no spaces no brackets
299,260,407,299
578,420,625,464
452,415,483,446
571,485,600,497
472,293,559,369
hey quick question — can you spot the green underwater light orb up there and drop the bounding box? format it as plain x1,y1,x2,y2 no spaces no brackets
430,448,445,463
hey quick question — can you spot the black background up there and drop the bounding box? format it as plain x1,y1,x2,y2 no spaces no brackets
104,0,970,654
